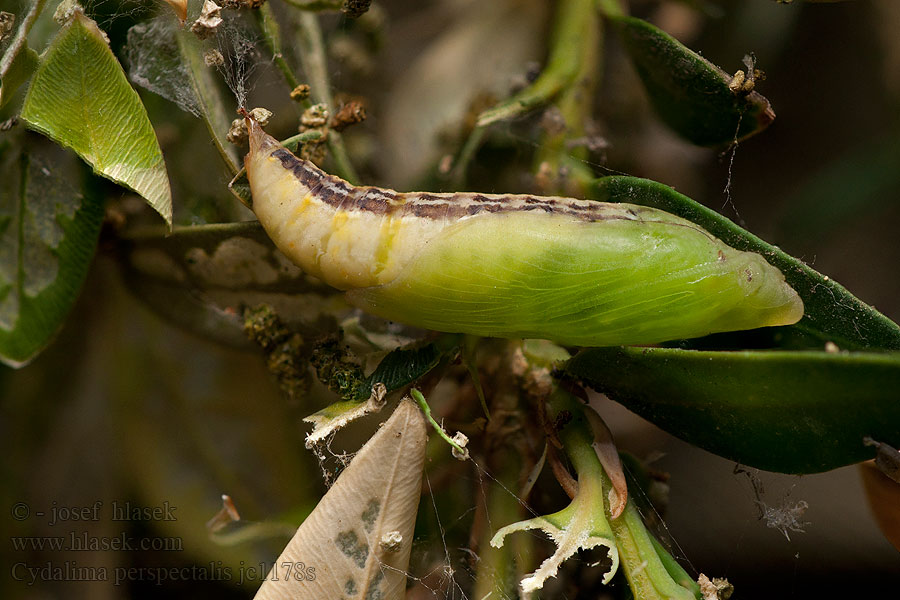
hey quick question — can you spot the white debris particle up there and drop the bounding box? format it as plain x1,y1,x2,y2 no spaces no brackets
379,530,402,552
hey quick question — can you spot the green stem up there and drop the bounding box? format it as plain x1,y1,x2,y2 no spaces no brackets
547,390,699,600
609,493,698,600
547,390,607,495
596,0,627,18
476,0,596,128
176,30,240,176
473,444,532,598
288,9,360,183
256,3,305,99
410,388,468,458
650,535,701,595
281,128,325,150
448,124,486,189
461,336,490,420
535,0,601,195
452,0,597,189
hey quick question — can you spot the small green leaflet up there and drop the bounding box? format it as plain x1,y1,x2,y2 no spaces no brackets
353,340,452,401
20,7,172,225
0,136,104,367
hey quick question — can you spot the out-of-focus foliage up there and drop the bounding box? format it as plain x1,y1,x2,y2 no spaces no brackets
0,137,104,366
2,0,899,598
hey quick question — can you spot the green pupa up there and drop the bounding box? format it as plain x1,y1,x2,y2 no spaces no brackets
243,118,803,346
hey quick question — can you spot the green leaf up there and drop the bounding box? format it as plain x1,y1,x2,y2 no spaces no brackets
354,339,456,401
588,176,900,351
20,8,172,225
609,15,774,146
565,346,900,473
0,45,38,109
0,135,104,367
305,338,458,447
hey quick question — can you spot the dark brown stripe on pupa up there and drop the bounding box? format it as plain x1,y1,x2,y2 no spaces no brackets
271,146,642,223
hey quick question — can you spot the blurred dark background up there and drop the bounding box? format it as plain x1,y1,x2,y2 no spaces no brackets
2,0,899,598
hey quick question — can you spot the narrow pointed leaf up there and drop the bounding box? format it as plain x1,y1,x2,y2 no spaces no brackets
609,15,774,146
565,346,900,473
20,8,172,225
0,136,104,367
254,400,427,600
588,176,900,351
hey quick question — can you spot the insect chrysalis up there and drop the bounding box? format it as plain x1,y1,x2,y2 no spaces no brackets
243,118,803,347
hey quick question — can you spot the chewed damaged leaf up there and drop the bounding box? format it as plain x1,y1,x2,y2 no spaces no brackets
253,400,427,600
0,137,104,367
243,117,803,347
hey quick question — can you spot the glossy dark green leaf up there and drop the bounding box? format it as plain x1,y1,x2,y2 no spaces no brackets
354,338,458,401
588,176,900,351
305,337,459,446
565,346,900,473
20,8,172,224
0,135,104,367
609,15,774,146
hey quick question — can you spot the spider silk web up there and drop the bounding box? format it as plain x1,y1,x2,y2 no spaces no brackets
122,7,260,116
